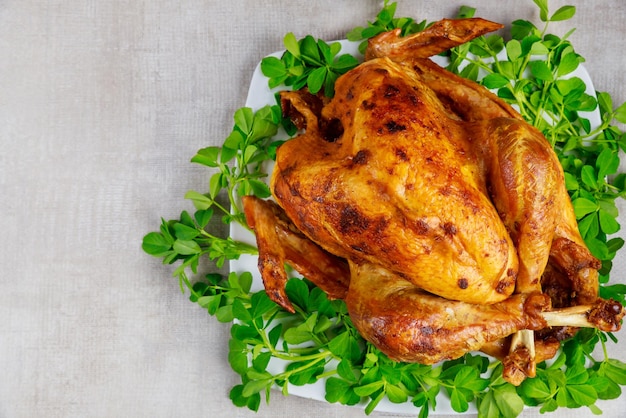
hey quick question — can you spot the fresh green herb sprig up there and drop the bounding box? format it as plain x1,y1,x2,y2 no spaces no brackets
143,105,282,294
189,273,362,412
186,105,282,225
142,209,258,293
260,33,359,97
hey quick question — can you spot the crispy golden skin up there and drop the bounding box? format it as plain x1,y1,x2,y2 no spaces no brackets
273,55,520,304
345,262,548,364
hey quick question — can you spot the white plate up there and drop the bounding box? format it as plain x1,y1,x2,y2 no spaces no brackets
229,39,601,415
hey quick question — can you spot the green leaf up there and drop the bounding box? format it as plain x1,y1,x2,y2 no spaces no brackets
494,385,525,417
172,222,199,240
260,56,286,78
229,384,261,411
581,165,598,189
232,298,252,322
506,39,522,62
216,304,234,322
597,91,613,115
453,366,478,388
529,60,553,82
386,383,408,403
586,237,610,260
614,101,626,123
599,209,620,234
328,378,360,405
317,39,333,64
567,385,597,406
603,359,626,385
325,377,357,405
252,351,272,373
250,117,279,143
337,359,358,383
228,338,249,375
578,212,599,239
550,5,576,22
520,376,551,400
557,52,580,76
197,294,221,315
191,146,220,167
247,179,271,199
566,365,589,385
572,197,598,218
242,144,259,165
224,130,245,151
142,232,172,256
511,19,537,40
242,378,271,397
596,148,620,178
283,32,300,57
607,237,625,255
300,35,321,65
532,0,549,21
285,278,310,309
234,107,254,135
482,73,509,89
449,387,470,412
267,323,282,347
540,398,559,413
209,172,224,199
346,26,364,41
283,317,316,345
460,62,479,81
250,290,277,318
173,239,201,255
194,208,213,228
354,381,383,397
333,54,359,72
564,171,579,191
456,5,476,19
307,66,328,94
220,145,243,165
530,41,550,56
288,361,324,386
328,331,352,358
478,390,500,418
313,315,332,334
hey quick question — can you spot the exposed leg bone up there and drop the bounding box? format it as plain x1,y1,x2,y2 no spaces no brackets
541,299,624,331
503,330,536,386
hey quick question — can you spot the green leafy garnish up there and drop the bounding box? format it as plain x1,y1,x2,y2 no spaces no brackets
187,105,283,225
260,33,359,97
144,1,626,416
142,104,281,293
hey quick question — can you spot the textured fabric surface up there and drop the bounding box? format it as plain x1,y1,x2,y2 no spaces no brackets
1,1,625,417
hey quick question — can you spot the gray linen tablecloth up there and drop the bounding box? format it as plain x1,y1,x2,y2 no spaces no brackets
2,1,626,417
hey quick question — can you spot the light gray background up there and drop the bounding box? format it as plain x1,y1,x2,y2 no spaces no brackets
1,1,625,417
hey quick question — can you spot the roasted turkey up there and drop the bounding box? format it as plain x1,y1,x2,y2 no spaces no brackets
243,18,624,385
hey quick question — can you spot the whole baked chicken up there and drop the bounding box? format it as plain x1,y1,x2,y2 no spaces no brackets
243,18,624,385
